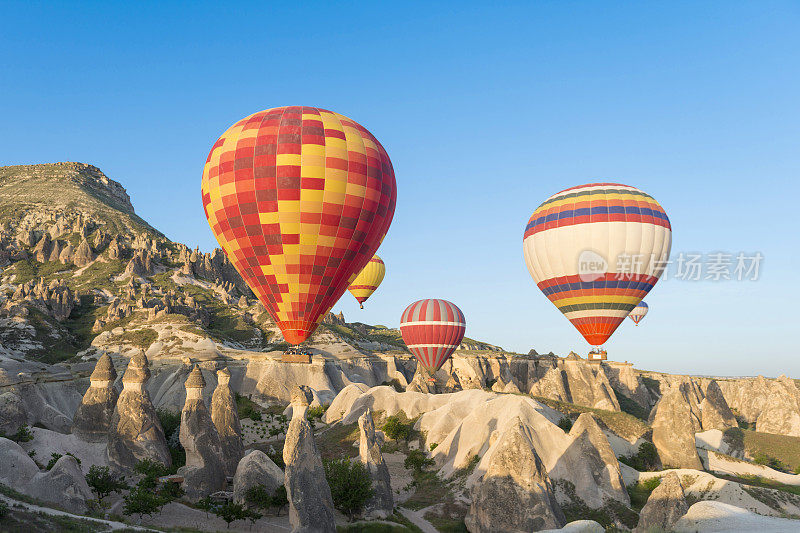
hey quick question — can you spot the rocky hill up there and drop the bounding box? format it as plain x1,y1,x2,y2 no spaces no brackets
0,163,503,366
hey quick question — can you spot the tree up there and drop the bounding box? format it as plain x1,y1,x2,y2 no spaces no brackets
123,485,168,521
85,465,128,501
382,415,412,441
245,484,288,516
213,500,254,529
323,458,374,520
404,449,434,473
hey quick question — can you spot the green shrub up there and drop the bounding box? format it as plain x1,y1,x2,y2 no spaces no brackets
307,405,326,421
429,442,438,451
85,465,128,501
123,485,168,520
245,484,288,516
46,452,81,471
133,458,170,489
5,424,34,443
558,417,573,433
0,499,8,518
404,449,435,473
156,408,181,438
618,441,659,472
323,458,374,520
382,415,412,441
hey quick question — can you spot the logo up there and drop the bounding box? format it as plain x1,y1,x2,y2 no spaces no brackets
578,250,608,282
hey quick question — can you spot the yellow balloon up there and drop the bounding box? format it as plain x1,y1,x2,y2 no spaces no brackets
348,255,385,309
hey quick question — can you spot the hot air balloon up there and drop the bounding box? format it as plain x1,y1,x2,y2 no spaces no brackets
201,106,397,345
348,254,385,309
628,301,649,325
522,183,671,353
400,299,465,375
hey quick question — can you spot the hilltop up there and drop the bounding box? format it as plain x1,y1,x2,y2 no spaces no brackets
0,163,502,365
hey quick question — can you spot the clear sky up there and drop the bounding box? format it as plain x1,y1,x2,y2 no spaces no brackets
2,2,798,376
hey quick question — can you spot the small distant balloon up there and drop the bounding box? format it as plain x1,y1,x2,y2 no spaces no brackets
348,255,385,309
522,183,671,349
400,299,465,374
628,301,649,325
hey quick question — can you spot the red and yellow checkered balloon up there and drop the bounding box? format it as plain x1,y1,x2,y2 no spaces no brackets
201,106,397,344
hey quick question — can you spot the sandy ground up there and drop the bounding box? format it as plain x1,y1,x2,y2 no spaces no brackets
675,500,800,532
140,501,291,532
384,451,414,504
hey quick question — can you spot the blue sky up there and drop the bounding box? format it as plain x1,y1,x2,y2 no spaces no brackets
1,2,798,376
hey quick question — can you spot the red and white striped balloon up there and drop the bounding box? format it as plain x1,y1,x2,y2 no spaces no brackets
400,299,466,374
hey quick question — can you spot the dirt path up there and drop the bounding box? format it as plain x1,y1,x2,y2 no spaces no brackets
0,492,152,531
398,506,439,533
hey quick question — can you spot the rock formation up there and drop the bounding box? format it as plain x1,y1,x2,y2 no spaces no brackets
283,385,336,532
634,471,688,532
178,365,227,500
358,408,393,518
233,450,285,509
651,384,703,470
700,379,737,431
211,367,244,477
465,417,566,532
27,455,94,513
107,351,171,471
0,390,27,435
754,376,800,436
0,436,40,487
72,353,118,441
73,237,94,267
551,413,629,508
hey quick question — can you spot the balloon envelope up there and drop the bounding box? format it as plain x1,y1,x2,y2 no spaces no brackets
348,255,385,308
523,183,671,346
400,299,465,373
201,106,397,344
629,301,649,325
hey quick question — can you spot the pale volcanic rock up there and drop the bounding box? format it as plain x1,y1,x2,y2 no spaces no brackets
232,450,284,509
58,242,75,264
634,471,688,532
107,350,171,471
406,367,436,393
550,413,629,508
0,390,28,435
755,375,800,437
652,385,703,470
211,367,244,477
358,408,393,518
73,237,94,267
0,436,40,487
178,365,227,500
27,454,94,514
283,386,336,533
32,233,52,262
700,379,738,431
72,353,118,442
465,416,566,532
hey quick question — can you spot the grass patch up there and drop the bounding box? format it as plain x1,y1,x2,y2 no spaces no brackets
614,390,650,421
316,422,361,460
627,477,661,512
113,327,158,349
532,396,651,441
6,259,73,284
742,429,800,473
